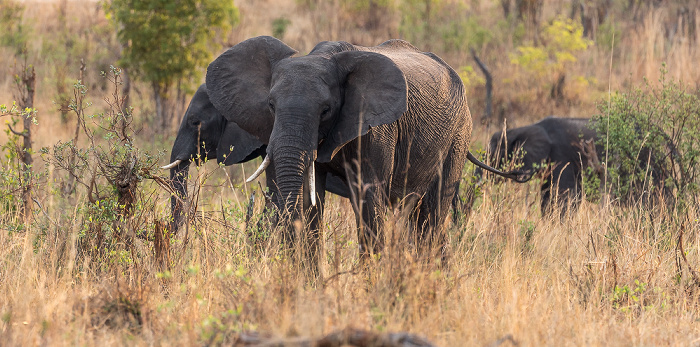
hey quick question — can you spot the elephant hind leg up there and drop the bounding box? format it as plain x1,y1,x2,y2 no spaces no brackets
413,144,464,263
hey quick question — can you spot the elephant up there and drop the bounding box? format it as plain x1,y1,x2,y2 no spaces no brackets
483,116,599,214
162,84,350,234
478,116,674,215
205,36,523,269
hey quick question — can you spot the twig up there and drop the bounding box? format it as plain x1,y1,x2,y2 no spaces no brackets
677,220,700,286
322,268,359,287
32,198,61,229
7,124,26,137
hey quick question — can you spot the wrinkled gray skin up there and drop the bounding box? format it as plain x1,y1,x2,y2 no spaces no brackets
206,36,521,270
167,84,349,233
483,116,600,214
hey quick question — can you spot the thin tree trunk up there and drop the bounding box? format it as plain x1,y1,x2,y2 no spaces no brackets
121,66,131,113
63,60,86,195
154,82,167,133
17,63,35,223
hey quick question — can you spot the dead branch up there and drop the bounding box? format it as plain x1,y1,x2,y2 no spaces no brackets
7,124,26,137
577,139,604,175
677,219,700,287
471,48,492,124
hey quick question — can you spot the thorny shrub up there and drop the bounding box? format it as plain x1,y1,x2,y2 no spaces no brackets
47,65,163,266
0,101,37,222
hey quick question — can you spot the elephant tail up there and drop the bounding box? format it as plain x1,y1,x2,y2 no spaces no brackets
467,151,533,183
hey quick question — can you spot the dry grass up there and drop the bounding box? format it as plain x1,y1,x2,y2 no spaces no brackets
1,0,700,345
2,170,700,345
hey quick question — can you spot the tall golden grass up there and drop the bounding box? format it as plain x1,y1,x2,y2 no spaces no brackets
1,0,700,345
2,170,700,345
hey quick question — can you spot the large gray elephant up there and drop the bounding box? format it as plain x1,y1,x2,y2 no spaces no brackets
163,84,349,233
205,36,522,267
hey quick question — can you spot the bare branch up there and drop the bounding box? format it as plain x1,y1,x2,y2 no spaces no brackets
7,124,26,137
471,48,492,124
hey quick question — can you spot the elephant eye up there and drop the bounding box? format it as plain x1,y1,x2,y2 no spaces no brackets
268,101,275,112
192,120,201,127
321,106,331,117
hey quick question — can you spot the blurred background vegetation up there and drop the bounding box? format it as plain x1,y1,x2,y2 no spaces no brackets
1,0,698,151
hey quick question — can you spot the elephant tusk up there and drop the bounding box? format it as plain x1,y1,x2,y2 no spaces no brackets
308,161,316,206
161,159,182,170
246,155,271,182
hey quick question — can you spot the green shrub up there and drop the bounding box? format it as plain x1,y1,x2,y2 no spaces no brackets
272,17,292,39
592,66,700,206
0,102,37,220
49,66,163,265
511,17,592,79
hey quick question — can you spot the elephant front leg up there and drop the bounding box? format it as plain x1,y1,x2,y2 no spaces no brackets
302,166,327,277
348,165,392,259
356,187,387,257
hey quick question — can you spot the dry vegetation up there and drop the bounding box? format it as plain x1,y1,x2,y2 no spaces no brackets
1,0,700,345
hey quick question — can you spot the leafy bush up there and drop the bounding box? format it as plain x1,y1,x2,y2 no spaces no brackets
511,17,591,77
49,66,163,264
0,102,37,220
592,66,700,206
510,16,592,100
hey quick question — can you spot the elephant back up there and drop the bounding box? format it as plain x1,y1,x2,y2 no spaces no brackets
309,41,358,58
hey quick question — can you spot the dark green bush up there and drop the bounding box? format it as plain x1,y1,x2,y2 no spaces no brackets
592,66,700,206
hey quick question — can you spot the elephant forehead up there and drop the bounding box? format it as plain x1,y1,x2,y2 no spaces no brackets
273,58,337,85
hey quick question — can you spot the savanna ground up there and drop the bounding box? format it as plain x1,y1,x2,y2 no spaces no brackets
2,0,700,345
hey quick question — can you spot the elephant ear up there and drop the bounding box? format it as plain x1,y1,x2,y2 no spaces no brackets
317,51,408,162
513,126,552,170
217,121,265,165
206,36,297,144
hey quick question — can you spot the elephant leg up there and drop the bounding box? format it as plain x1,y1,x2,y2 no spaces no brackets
253,162,282,242
546,163,579,216
344,138,395,258
301,167,327,276
414,144,464,262
540,180,553,215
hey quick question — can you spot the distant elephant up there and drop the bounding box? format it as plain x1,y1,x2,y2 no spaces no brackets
484,116,599,214
480,116,674,214
206,36,522,267
162,84,349,234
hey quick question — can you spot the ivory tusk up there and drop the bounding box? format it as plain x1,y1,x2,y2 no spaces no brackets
160,159,182,170
246,155,271,182
309,161,316,206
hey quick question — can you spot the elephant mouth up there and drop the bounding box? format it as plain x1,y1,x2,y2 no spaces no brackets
245,150,318,207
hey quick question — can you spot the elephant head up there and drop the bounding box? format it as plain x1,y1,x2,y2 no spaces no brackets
163,84,265,232
206,36,407,226
488,125,552,176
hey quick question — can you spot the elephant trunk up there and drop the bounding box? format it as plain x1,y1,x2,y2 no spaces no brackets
269,138,314,241
273,148,307,209
170,160,191,234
